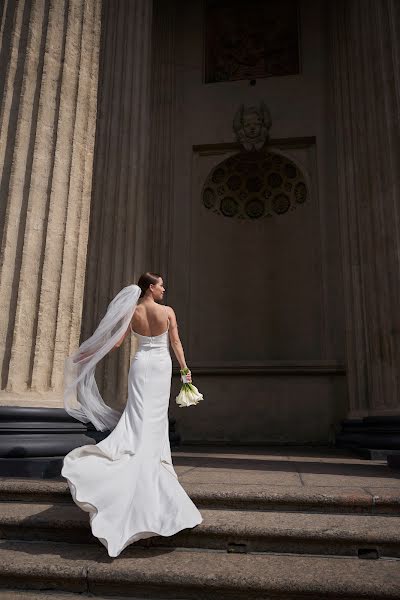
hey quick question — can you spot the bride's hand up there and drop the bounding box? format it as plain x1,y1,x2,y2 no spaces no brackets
181,369,192,383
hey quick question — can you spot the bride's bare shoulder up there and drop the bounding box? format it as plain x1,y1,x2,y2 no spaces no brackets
165,305,177,323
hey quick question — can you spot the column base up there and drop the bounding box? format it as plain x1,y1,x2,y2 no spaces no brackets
336,416,400,469
0,406,181,479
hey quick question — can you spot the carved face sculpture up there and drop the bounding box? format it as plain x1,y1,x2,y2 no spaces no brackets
233,102,272,151
242,111,262,139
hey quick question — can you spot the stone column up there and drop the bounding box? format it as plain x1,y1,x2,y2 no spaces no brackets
329,0,400,417
0,0,101,404
81,0,153,410
147,0,177,282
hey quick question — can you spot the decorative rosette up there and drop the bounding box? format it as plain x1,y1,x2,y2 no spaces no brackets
176,367,204,407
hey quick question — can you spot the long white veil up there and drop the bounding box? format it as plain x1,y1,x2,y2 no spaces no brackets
63,284,142,431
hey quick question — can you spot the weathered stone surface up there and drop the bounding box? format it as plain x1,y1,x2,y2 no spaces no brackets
1,445,400,513
1,501,400,557
180,465,301,486
147,0,177,279
0,0,101,401
0,592,139,600
329,0,400,419
0,541,89,593
0,448,399,598
81,0,153,411
0,593,128,600
0,539,399,599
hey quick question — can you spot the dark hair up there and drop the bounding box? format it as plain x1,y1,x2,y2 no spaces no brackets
137,272,162,298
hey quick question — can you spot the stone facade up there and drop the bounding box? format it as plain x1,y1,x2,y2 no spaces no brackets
167,0,346,443
0,0,399,443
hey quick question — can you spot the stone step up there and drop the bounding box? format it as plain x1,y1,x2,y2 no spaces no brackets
1,478,399,515
0,539,399,600
0,501,399,558
0,593,156,600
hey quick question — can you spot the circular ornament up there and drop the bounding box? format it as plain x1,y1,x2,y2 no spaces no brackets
220,197,239,217
245,198,264,219
272,193,290,214
212,168,225,184
295,182,307,203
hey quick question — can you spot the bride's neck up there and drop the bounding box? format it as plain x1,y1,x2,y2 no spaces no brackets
139,297,156,305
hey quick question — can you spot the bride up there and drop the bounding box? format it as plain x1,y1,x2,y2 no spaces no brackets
61,272,203,558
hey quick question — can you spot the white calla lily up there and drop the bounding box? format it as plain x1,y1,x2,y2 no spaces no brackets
176,368,204,407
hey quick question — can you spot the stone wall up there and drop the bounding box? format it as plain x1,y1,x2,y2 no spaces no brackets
167,0,347,443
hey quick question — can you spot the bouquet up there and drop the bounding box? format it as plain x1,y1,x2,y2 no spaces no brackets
176,367,204,407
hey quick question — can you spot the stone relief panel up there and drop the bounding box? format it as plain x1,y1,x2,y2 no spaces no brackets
202,101,308,221
204,0,300,83
233,101,272,150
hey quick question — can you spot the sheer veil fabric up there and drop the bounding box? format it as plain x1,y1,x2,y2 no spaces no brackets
63,284,141,431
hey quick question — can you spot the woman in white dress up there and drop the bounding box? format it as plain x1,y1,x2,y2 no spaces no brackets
61,272,203,558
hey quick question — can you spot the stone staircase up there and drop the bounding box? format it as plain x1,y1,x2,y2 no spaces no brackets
0,475,400,599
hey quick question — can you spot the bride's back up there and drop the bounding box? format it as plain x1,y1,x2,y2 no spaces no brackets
131,301,169,337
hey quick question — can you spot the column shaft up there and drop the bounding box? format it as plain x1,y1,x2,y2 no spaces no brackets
148,0,177,283
330,0,400,415
0,0,102,400
82,0,153,409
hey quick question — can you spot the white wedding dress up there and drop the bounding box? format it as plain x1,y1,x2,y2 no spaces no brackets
61,306,203,558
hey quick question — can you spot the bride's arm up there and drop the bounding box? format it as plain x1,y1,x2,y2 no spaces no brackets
167,306,192,382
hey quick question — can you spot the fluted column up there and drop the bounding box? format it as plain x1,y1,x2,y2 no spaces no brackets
81,0,153,410
147,0,177,281
330,0,400,416
0,0,101,402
